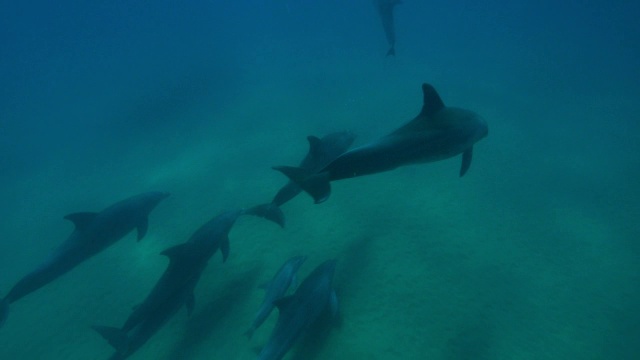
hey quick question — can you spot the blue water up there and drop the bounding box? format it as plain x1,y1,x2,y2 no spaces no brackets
1,1,639,359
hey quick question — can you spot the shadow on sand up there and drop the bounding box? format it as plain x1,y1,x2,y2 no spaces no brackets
166,265,263,360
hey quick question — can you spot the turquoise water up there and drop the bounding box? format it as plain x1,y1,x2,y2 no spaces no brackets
1,1,639,359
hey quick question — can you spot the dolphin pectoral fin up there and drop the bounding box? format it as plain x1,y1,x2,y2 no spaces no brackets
186,292,195,316
92,325,129,354
136,218,149,241
460,147,473,177
305,173,332,204
244,203,285,228
0,298,9,328
221,237,230,263
64,212,98,232
272,166,331,204
329,290,339,318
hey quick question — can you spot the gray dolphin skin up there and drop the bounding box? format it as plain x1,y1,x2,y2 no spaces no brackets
92,206,280,360
374,0,402,56
274,83,489,204
252,131,355,227
0,191,169,328
257,259,338,360
245,255,307,339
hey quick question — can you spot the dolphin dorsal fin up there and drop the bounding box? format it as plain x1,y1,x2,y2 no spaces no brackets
161,243,192,263
419,83,445,117
64,212,98,231
307,136,322,156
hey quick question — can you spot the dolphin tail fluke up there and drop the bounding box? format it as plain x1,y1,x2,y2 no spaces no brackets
244,203,286,228
92,325,129,354
272,166,331,204
386,47,395,56
0,298,9,328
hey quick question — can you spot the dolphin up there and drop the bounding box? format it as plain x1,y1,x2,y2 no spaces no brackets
92,206,280,359
0,191,169,328
245,255,307,339
251,131,355,226
257,259,338,360
374,0,402,56
274,83,489,204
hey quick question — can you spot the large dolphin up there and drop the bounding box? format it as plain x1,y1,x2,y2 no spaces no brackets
93,206,279,360
252,131,355,226
374,0,402,56
245,255,307,339
274,83,489,203
0,191,169,328
257,259,338,360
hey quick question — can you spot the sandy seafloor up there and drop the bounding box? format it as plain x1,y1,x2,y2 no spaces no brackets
1,2,639,359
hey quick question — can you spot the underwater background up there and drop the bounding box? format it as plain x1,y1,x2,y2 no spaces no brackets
1,0,639,359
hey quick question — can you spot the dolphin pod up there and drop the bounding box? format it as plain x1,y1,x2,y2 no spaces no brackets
245,255,307,340
274,83,489,204
257,259,338,360
91,206,281,360
2,81,487,360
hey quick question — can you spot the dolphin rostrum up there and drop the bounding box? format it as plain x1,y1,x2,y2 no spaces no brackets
245,255,307,339
274,83,489,204
257,259,338,360
0,191,169,328
92,205,280,359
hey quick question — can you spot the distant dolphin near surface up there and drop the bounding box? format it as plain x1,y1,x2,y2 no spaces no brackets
257,259,338,360
274,83,489,204
92,206,280,360
245,255,307,339
252,131,356,226
0,191,169,328
374,0,402,56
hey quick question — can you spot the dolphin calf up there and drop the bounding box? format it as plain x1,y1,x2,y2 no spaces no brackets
252,131,355,226
0,191,169,328
374,0,402,56
257,259,338,360
274,83,489,203
93,206,279,359
245,255,307,339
